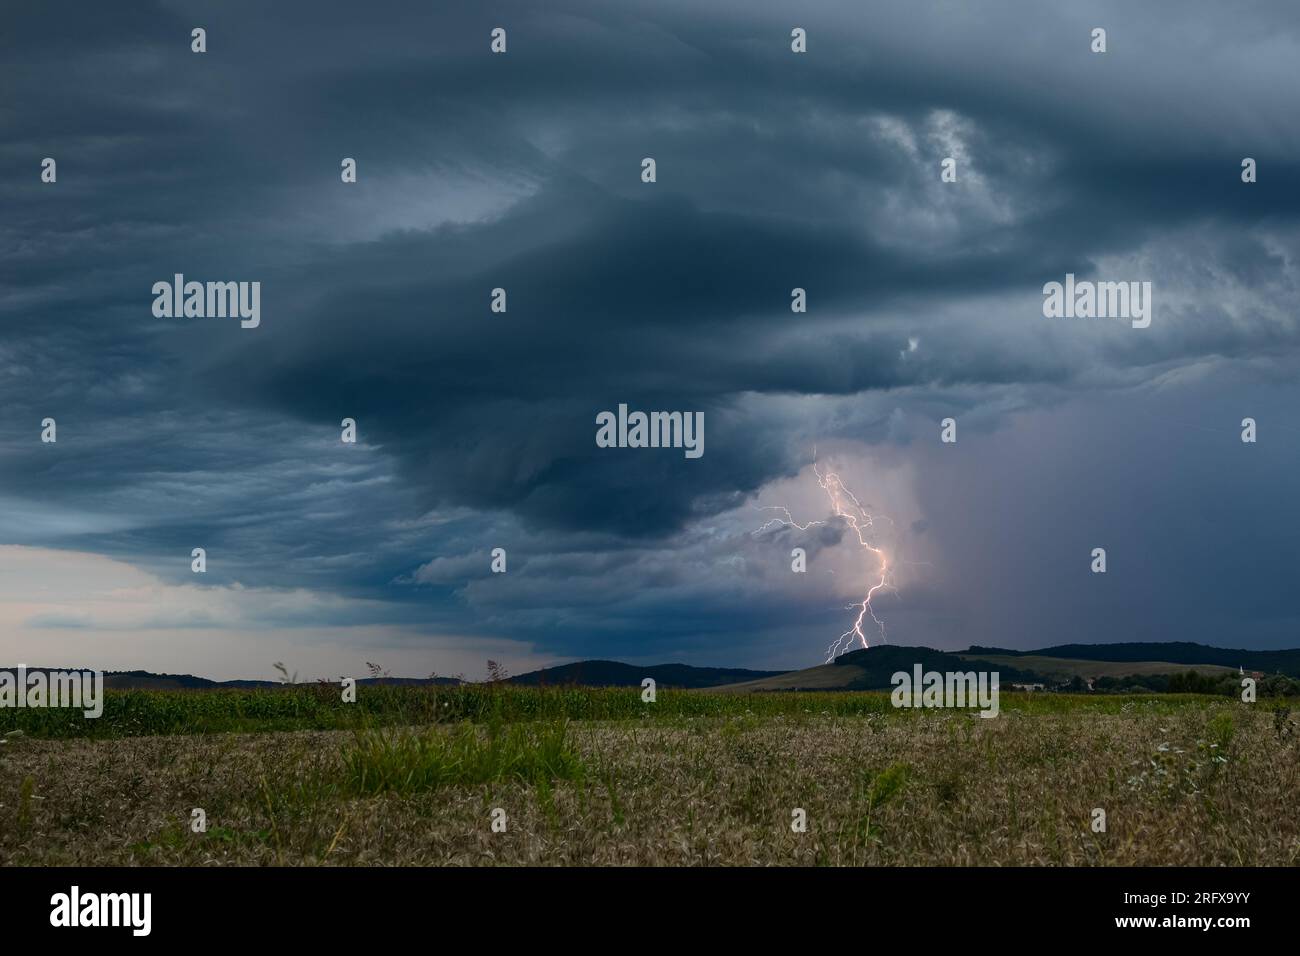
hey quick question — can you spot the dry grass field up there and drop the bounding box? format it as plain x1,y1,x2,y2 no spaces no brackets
3,695,1298,866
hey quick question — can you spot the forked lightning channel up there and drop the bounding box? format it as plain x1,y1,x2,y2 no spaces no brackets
755,457,893,662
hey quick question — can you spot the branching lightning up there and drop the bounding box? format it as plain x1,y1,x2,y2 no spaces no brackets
755,454,894,663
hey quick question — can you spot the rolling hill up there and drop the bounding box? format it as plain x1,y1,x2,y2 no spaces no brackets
708,646,1046,692
969,642,1300,677
954,654,1236,681
506,660,783,689
8,641,1293,692
709,643,1257,692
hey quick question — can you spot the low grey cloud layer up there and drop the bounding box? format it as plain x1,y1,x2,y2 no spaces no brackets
1,1,1297,677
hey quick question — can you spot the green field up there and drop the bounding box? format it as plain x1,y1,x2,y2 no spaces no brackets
2,686,1297,866
0,683,1260,739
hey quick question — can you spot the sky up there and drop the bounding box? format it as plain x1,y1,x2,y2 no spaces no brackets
1,0,1298,680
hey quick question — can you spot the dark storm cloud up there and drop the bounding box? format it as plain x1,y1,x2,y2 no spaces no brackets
2,0,1298,666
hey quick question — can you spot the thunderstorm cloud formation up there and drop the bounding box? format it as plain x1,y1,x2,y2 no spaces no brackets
1,0,1298,678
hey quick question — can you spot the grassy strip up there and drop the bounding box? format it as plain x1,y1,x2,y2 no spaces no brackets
0,683,1276,740
340,719,585,795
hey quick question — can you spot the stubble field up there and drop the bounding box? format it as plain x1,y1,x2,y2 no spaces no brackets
2,688,1297,866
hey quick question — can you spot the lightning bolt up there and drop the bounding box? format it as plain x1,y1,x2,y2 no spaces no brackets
755,454,894,663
